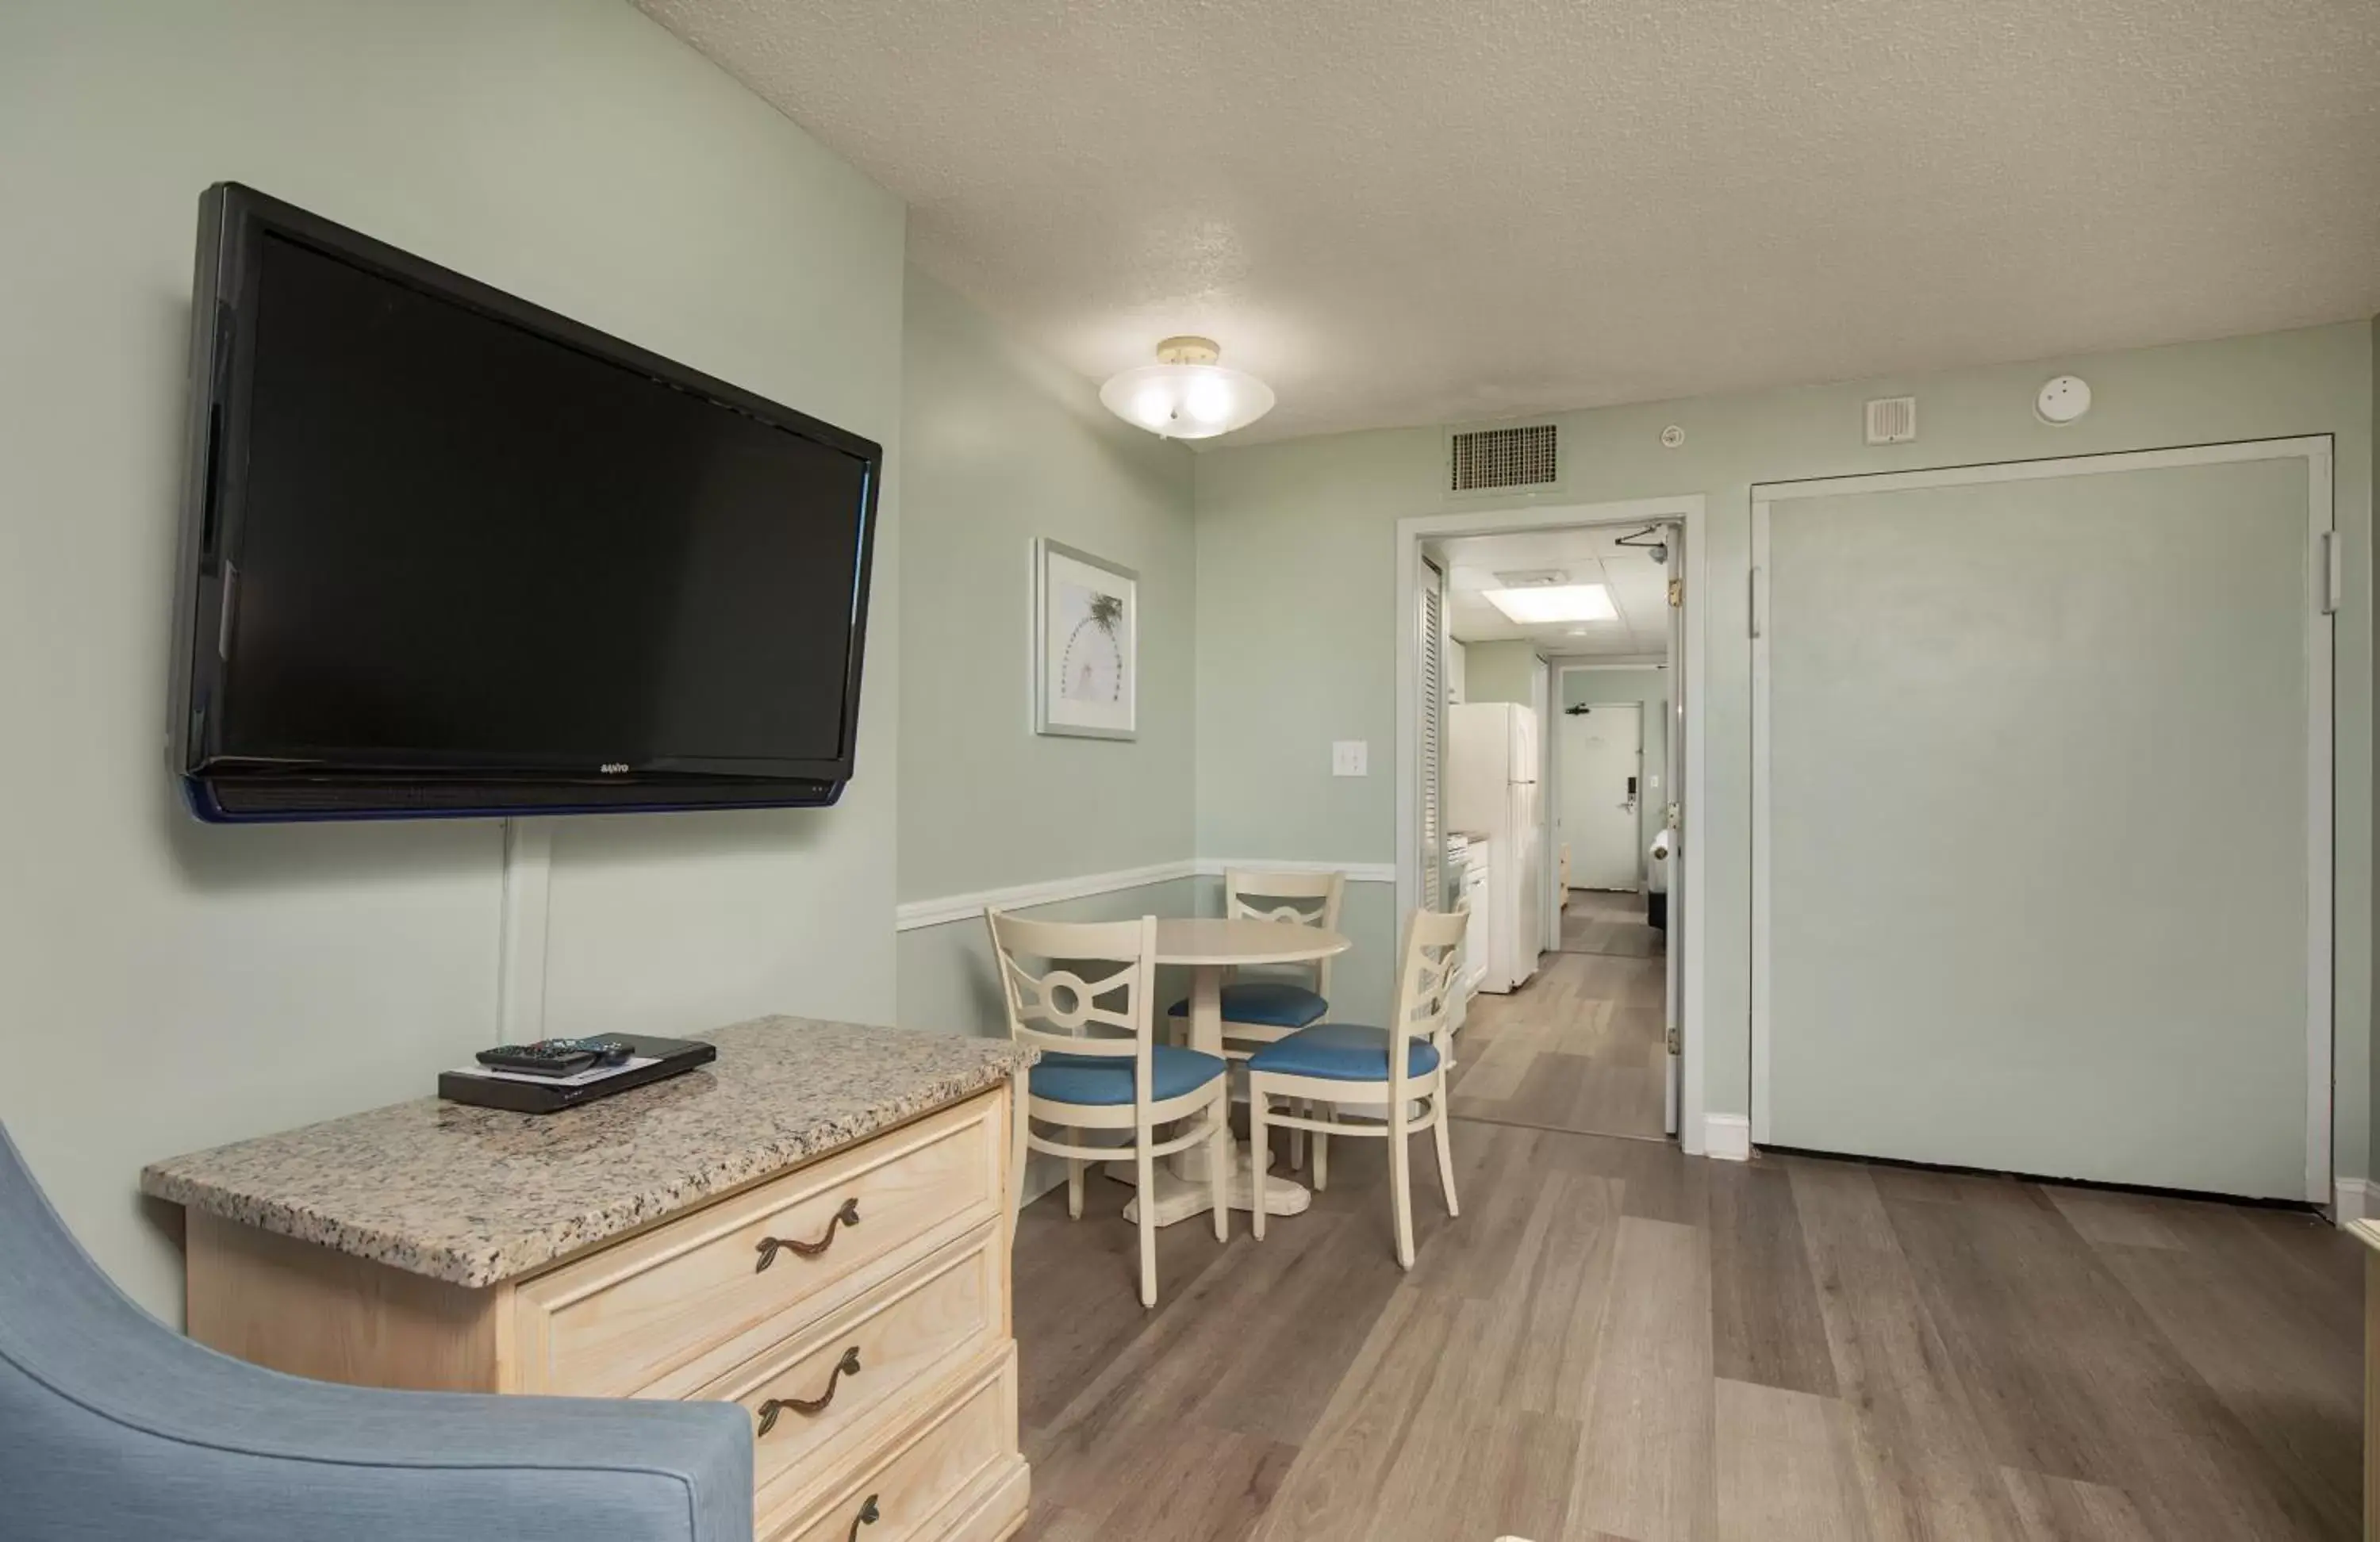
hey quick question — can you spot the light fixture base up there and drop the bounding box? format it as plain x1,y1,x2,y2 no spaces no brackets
1154,335,1221,366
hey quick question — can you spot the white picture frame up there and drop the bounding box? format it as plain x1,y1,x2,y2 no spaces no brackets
1033,539,1138,740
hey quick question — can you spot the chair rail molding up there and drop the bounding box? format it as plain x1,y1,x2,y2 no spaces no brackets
896,859,1397,931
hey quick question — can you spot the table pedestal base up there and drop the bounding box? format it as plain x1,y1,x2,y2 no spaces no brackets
1107,1139,1312,1225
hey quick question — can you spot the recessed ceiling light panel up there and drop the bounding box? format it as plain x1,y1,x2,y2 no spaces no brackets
1482,584,1616,624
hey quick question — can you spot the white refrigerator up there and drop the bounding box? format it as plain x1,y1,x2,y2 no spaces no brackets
1448,701,1543,993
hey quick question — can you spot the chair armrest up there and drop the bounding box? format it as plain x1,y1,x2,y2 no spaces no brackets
3,1349,754,1542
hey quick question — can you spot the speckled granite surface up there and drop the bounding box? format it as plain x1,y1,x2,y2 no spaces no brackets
140,1018,1033,1288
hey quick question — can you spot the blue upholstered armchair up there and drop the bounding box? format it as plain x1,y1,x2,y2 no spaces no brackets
0,1124,752,1542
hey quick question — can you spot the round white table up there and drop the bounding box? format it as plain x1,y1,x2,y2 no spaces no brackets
1113,916,1352,1227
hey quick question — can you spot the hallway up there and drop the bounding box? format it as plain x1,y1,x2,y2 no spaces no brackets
1450,893,1667,1141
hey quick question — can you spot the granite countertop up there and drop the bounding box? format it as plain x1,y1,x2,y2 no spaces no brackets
140,1017,1034,1289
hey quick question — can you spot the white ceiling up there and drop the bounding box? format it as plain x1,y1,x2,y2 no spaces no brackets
1436,527,1670,657
638,0,2380,445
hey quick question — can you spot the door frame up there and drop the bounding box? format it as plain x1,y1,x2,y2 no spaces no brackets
1395,495,1708,1151
1750,436,2336,1201
1556,694,1645,892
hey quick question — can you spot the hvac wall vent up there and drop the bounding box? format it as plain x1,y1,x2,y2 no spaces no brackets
1449,424,1558,491
1864,396,1917,445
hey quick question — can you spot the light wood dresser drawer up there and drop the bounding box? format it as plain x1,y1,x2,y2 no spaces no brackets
703,1223,1003,1523
512,1096,1003,1398
765,1345,1024,1542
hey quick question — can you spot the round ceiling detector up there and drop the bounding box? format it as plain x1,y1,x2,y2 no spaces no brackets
2036,375,2091,425
1100,336,1276,440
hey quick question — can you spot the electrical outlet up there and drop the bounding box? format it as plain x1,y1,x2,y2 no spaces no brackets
1332,740,1368,777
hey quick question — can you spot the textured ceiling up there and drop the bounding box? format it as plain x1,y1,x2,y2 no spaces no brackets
1438,528,1671,656
638,0,2380,444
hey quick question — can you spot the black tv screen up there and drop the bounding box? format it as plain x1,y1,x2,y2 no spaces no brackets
169,185,881,821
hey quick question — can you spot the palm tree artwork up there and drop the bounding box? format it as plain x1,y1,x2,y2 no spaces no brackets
1058,587,1125,704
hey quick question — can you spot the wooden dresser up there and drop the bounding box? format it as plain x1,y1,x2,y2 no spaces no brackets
140,1018,1034,1542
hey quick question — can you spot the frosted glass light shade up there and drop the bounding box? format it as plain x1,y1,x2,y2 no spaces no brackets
1099,337,1274,439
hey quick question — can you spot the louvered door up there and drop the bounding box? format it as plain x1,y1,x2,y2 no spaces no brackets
1419,558,1448,911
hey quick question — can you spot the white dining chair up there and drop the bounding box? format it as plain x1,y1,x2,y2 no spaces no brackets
1244,907,1466,1269
986,909,1230,1307
1168,869,1345,1168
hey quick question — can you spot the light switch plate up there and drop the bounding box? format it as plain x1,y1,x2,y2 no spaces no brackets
1332,740,1368,777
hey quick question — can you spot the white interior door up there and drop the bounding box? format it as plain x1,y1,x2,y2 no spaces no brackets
1563,704,1643,890
1753,443,2332,1200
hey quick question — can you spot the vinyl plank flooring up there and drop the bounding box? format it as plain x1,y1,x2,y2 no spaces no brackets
1998,1467,2158,1542
1789,1157,2025,1542
1012,1121,2359,1542
1708,1160,1837,1397
1713,1378,1872,1542
2090,1235,2360,1535
1451,950,1667,1141
2041,1185,2186,1251
1565,1216,1715,1542
1077,1423,1299,1542
1879,1183,2334,1542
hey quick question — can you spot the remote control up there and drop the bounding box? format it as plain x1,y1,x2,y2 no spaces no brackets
475,1038,635,1076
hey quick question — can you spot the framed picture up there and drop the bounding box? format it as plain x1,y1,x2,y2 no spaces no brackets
1033,538,1137,739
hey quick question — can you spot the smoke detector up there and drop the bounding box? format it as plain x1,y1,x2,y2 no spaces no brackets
2036,375,2091,425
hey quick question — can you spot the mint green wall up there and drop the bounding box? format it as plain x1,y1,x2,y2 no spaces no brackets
1557,666,1670,861
896,270,1196,909
1196,323,2374,1178
894,267,1196,1044
1458,641,1543,706
0,0,907,1319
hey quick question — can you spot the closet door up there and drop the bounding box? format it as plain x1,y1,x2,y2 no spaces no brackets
1752,444,2331,1200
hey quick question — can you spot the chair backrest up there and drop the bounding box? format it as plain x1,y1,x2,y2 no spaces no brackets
1224,869,1346,997
1385,907,1468,1095
985,909,1160,1101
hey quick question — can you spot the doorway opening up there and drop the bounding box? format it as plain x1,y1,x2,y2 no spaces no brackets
1397,498,1705,1149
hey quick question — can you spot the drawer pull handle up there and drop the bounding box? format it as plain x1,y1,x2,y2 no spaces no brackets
848,1495,881,1539
755,1347,862,1436
754,1198,861,1271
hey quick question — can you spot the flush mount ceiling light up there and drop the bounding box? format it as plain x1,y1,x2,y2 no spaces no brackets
1099,336,1275,440
1482,584,1617,624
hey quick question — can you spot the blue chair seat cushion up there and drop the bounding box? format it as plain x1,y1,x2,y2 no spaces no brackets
1246,1022,1442,1083
1030,1043,1228,1106
1166,980,1329,1029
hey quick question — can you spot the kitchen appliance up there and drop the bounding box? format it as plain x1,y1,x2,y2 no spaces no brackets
1448,701,1543,992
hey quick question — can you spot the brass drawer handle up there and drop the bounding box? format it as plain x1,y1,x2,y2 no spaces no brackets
754,1198,861,1271
755,1347,862,1436
848,1494,881,1540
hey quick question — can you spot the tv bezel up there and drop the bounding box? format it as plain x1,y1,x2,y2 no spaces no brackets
167,182,882,821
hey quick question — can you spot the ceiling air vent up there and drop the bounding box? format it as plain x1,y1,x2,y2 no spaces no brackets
1864,396,1917,445
1449,424,1558,492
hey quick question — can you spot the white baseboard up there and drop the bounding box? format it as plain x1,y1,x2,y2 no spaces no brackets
2333,1176,2369,1225
1702,1113,1752,1162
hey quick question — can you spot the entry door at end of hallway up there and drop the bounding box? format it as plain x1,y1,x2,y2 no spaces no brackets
1563,701,1642,891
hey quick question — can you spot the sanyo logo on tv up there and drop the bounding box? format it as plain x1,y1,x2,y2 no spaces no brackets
599,762,631,774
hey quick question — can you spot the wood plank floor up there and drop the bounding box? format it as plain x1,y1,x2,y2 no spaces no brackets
1012,1124,2363,1541
1453,894,1667,1141
1561,888,1665,959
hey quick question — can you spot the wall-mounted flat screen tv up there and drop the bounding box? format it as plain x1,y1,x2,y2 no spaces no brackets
167,183,881,822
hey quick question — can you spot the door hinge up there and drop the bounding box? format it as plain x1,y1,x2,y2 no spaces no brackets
1748,566,1766,639
2320,530,2343,616
1668,577,1683,608
1664,1026,1681,1055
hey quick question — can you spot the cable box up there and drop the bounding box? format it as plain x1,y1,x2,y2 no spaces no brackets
438,1035,716,1114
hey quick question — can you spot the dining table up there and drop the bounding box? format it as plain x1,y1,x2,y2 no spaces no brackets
1111,915,1353,1227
